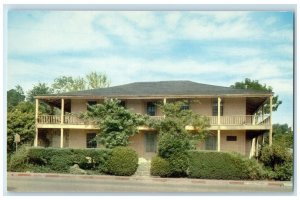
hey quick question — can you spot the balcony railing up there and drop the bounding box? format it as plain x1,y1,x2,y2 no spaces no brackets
37,114,270,126
207,115,270,126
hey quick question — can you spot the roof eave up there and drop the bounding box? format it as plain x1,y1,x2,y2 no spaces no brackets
34,93,273,100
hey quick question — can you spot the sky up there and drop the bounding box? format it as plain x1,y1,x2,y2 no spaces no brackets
6,11,294,127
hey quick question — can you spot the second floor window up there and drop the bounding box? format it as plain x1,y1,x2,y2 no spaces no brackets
212,98,223,116
147,102,156,116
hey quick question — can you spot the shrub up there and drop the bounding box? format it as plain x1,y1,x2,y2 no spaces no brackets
27,147,111,173
259,144,292,169
187,151,265,180
8,145,30,172
168,152,189,177
259,144,293,181
158,132,191,159
106,147,138,176
150,155,171,177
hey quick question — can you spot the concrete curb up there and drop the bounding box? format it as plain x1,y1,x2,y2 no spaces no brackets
7,172,292,188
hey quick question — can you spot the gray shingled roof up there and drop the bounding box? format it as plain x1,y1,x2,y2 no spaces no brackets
43,81,272,97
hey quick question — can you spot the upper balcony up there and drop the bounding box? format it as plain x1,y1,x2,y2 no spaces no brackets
36,114,271,130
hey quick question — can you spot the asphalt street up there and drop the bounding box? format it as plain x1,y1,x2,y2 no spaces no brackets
7,175,293,193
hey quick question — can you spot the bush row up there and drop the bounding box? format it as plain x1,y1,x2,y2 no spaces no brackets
8,146,139,176
151,150,265,180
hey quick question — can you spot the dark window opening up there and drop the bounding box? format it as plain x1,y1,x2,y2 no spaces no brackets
87,100,97,111
226,136,237,141
119,100,126,108
86,133,97,148
205,135,216,150
212,98,223,116
147,102,156,116
181,104,190,110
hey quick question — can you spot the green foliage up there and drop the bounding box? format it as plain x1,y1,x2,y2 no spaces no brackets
259,143,293,181
158,132,191,158
106,147,138,176
52,72,110,93
7,102,35,154
230,78,282,112
187,151,265,180
26,83,53,102
272,123,293,148
26,148,111,173
150,155,172,177
7,145,30,172
85,71,110,89
259,143,292,169
7,85,25,110
149,100,209,160
84,98,146,148
168,152,189,177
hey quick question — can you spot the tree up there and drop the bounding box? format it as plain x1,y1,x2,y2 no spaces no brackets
52,76,85,93
52,72,110,93
7,85,25,110
84,98,145,148
7,102,35,154
272,123,293,148
149,100,209,158
26,83,53,102
86,71,110,89
230,78,282,112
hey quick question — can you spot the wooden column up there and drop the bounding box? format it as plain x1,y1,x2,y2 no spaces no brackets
34,99,39,147
217,129,221,152
61,98,64,124
217,97,221,152
163,98,167,105
269,96,273,146
60,98,65,148
60,128,64,148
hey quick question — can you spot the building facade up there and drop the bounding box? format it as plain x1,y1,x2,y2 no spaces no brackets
34,81,273,159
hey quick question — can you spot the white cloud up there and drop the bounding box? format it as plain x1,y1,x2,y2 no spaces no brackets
8,11,111,54
265,16,277,25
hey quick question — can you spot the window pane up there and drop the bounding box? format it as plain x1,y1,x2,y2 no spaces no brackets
205,136,216,150
147,102,156,116
86,133,97,148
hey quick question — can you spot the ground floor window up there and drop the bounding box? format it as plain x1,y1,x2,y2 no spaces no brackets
86,133,97,148
205,135,216,150
145,132,157,152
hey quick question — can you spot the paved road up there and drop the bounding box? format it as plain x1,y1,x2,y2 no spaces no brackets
7,175,293,193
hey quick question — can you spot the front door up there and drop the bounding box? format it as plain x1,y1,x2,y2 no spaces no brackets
144,132,157,153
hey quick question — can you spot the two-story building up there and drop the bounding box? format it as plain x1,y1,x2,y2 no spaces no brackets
34,81,273,159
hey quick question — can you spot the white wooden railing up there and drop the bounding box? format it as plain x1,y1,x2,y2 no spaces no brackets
37,114,270,126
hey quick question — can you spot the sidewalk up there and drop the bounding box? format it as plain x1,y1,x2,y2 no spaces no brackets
7,172,292,188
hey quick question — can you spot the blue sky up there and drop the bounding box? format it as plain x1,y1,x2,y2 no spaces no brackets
7,11,294,127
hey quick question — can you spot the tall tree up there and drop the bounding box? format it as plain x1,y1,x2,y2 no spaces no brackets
272,123,293,148
230,78,282,112
86,71,110,89
26,83,53,102
7,85,25,109
7,102,35,154
52,72,110,93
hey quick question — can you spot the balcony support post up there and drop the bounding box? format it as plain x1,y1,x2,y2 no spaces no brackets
34,99,39,147
60,128,64,148
217,97,221,152
269,96,273,146
61,98,64,124
217,129,221,152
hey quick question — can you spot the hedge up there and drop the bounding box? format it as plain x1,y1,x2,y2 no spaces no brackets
24,147,111,173
106,147,138,176
187,151,265,180
150,155,172,177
